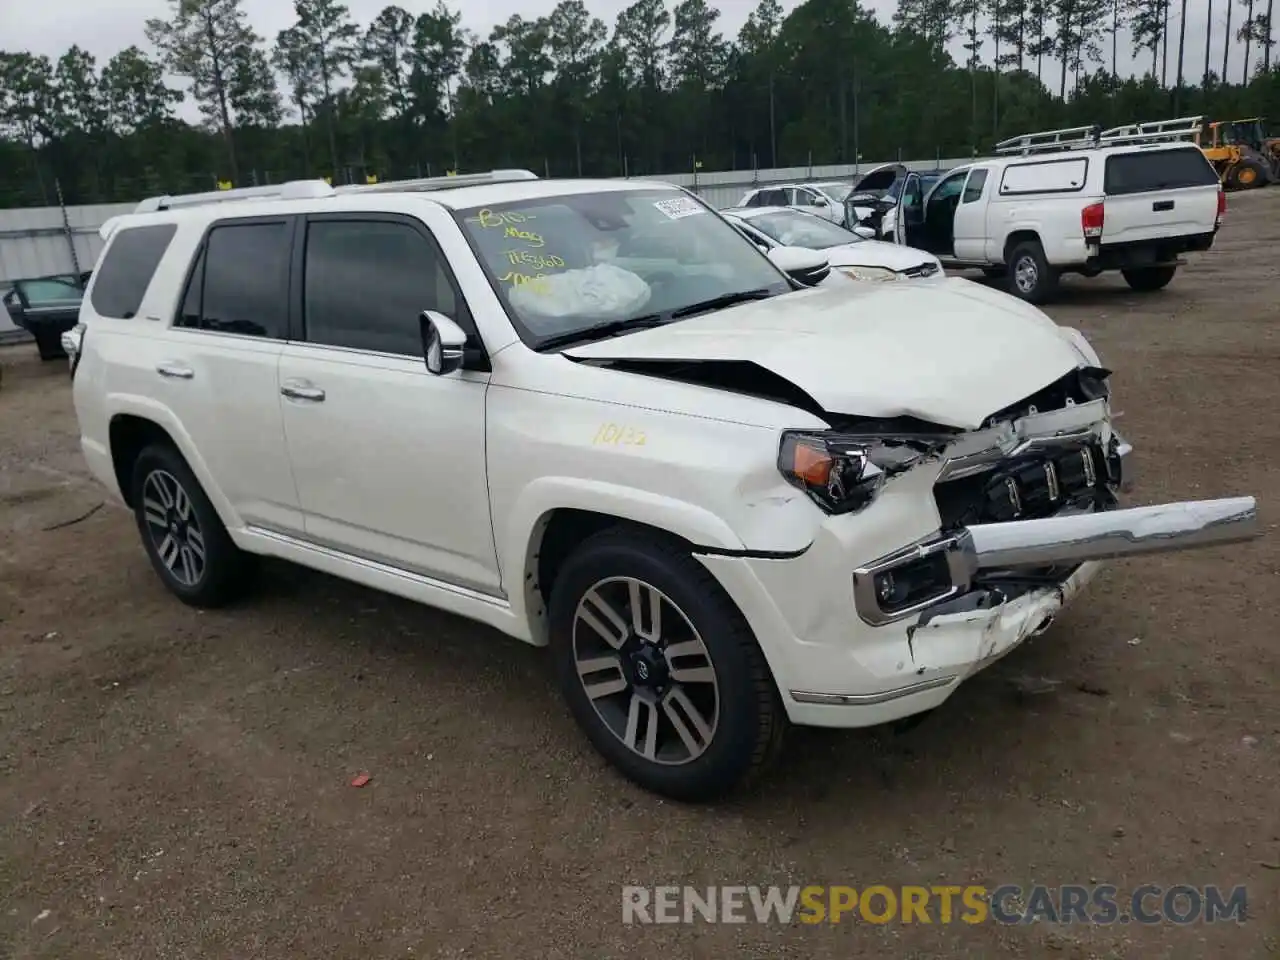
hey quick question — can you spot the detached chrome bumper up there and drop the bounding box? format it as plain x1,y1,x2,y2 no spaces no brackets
853,496,1258,626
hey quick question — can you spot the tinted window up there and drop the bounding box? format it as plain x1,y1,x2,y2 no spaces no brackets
962,169,988,203
90,224,176,319
303,219,458,355
178,221,289,338
1104,148,1219,195
759,189,788,205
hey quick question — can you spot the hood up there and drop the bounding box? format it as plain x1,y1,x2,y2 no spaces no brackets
563,279,1083,430
822,239,939,272
852,162,908,193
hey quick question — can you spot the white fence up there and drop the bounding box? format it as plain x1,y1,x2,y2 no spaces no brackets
0,155,972,289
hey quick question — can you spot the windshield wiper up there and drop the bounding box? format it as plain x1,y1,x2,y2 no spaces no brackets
537,316,673,351
669,288,776,319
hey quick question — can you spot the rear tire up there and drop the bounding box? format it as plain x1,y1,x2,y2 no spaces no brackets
1121,265,1177,292
547,527,786,802
130,443,254,607
1005,240,1059,304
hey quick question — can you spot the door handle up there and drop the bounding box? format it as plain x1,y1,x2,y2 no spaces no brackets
156,362,194,379
280,380,325,402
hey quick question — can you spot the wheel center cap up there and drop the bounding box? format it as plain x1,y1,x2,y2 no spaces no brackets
627,645,668,690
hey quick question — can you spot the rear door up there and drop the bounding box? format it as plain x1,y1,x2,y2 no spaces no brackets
1101,146,1220,244
157,216,306,535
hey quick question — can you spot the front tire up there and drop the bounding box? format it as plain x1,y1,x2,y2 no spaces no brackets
1121,265,1177,292
547,528,786,802
1006,240,1059,304
130,443,253,607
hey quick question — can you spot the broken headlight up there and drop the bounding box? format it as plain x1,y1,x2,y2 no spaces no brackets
778,431,928,514
836,265,901,283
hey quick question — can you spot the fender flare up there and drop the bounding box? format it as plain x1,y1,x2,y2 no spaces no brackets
500,476,747,637
105,393,240,530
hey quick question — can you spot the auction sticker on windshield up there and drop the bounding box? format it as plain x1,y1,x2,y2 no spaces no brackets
653,197,705,220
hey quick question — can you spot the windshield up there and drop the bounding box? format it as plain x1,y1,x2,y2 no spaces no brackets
456,188,790,345
743,210,863,249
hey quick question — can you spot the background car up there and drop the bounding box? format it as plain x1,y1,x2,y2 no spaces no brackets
1,273,89,360
736,181,858,226
721,205,944,283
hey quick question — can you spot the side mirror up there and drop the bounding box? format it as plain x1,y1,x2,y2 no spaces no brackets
812,196,828,207
420,310,467,376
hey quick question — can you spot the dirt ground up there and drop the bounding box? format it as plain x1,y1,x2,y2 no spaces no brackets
2,193,1279,960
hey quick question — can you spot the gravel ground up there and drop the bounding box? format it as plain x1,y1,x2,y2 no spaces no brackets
2,191,1278,959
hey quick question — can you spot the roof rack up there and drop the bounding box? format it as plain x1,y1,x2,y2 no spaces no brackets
134,179,335,213
333,169,539,194
994,115,1205,156
131,169,539,214
994,125,1104,156
1096,116,1203,146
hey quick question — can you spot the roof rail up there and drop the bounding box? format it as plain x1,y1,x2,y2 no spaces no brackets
1097,116,1203,146
134,179,335,213
994,124,1103,156
333,169,539,195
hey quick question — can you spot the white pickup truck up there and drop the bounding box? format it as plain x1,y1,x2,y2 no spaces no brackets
852,123,1225,303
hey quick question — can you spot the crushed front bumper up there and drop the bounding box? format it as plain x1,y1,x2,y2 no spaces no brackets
851,495,1258,627
695,421,1260,730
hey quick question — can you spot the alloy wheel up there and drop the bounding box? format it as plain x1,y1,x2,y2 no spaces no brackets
141,469,206,587
572,577,720,765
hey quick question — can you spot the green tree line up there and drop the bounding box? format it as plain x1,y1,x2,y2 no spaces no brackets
0,0,1277,208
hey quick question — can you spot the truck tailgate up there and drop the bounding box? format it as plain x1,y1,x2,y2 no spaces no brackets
1101,147,1220,245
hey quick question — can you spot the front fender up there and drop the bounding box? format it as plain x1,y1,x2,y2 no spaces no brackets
500,476,756,643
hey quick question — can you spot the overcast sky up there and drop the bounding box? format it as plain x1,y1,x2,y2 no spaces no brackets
1,0,1270,122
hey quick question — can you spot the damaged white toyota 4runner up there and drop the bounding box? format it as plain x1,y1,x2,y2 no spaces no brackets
67,172,1258,802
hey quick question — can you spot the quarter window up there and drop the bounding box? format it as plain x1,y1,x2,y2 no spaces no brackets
176,221,290,338
302,219,461,356
90,224,177,319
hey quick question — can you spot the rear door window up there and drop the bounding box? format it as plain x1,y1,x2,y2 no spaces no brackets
1104,148,1219,195
176,220,291,338
89,224,177,319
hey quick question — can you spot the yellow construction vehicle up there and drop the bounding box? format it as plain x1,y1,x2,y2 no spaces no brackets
1218,117,1280,182
1200,119,1272,190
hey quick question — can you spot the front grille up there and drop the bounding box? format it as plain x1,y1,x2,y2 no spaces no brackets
902,262,940,279
934,443,1106,529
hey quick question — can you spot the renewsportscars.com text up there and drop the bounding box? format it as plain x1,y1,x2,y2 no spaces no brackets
621,884,1247,925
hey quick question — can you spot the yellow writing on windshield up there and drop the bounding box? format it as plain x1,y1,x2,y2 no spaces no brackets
468,208,537,229
504,249,565,270
504,226,545,247
500,271,550,295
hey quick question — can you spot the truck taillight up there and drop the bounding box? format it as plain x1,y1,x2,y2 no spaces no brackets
1216,188,1226,227
1081,202,1104,240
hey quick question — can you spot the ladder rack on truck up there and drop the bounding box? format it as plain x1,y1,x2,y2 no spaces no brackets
995,116,1205,156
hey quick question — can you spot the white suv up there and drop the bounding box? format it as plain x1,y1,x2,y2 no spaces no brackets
66,171,1258,801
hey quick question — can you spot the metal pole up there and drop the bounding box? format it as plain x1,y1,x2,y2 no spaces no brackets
54,178,82,276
